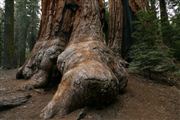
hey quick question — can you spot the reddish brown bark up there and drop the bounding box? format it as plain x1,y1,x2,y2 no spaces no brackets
108,0,124,54
16,0,76,88
16,0,128,119
108,0,147,55
129,0,148,13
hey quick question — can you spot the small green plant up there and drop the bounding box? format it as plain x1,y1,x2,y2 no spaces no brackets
129,10,176,82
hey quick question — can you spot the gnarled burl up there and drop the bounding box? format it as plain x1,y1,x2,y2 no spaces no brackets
16,0,128,119
16,0,75,88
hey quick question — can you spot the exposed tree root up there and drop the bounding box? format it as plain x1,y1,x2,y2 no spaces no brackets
16,39,65,89
16,0,128,119
0,91,31,110
40,39,128,119
16,1,76,89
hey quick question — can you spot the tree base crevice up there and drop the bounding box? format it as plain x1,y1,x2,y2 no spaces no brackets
16,0,128,119
39,39,128,119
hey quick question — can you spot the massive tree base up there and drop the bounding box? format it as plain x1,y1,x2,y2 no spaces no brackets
40,39,127,119
16,0,128,119
16,39,65,89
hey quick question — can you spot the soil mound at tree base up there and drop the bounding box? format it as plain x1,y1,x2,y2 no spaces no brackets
0,69,179,120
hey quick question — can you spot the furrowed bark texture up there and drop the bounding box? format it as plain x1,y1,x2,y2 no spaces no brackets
16,0,75,88
108,0,123,54
40,0,127,119
17,0,128,119
107,0,147,57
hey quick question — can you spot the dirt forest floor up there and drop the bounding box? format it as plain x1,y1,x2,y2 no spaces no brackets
0,69,179,120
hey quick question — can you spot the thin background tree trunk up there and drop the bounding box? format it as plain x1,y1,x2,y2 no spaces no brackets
0,10,3,66
2,0,15,68
159,0,171,46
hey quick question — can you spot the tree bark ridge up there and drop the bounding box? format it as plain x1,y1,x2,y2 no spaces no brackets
16,0,76,89
108,0,123,54
16,0,128,119
40,0,127,119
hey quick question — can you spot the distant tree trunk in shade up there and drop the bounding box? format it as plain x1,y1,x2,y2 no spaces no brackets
150,0,156,13
159,0,171,46
2,0,15,68
28,31,37,52
27,0,40,51
15,0,29,66
160,0,169,25
16,0,128,119
121,0,132,59
0,10,3,66
0,26,1,66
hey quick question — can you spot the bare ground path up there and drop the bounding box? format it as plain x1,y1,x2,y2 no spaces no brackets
0,69,179,120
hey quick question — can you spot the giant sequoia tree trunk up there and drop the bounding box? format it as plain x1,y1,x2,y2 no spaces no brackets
16,0,75,88
107,0,148,59
16,0,128,119
108,0,123,54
